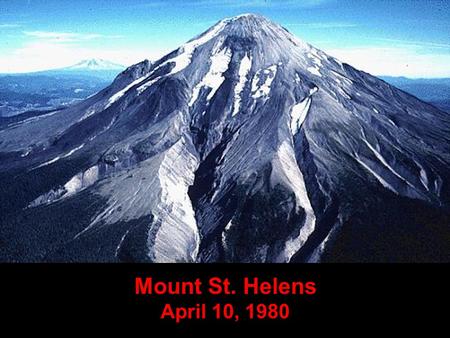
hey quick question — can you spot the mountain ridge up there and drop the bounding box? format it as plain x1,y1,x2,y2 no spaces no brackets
380,76,450,112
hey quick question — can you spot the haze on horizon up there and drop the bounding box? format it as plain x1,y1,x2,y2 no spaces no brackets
0,0,449,78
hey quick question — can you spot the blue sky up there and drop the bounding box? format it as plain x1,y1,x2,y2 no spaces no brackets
0,0,449,77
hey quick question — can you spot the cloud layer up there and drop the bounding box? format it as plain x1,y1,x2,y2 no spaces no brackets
326,46,450,78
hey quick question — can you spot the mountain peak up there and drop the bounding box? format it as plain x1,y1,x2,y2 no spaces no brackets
219,13,284,33
67,58,124,70
230,13,268,22
205,13,311,53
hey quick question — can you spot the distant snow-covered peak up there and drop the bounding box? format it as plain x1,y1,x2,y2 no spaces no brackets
67,58,124,70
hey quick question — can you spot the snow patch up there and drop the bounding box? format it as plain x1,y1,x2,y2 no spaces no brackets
189,47,232,107
21,149,31,157
34,156,61,169
362,138,417,190
64,165,99,196
33,143,85,169
339,88,352,100
308,52,322,66
273,141,316,262
64,175,82,195
307,66,321,77
290,97,312,135
106,74,149,108
308,217,342,263
331,70,352,85
29,165,99,208
355,155,398,193
77,108,96,122
221,220,233,248
290,87,316,134
137,76,162,94
114,20,227,102
7,110,60,129
232,53,252,116
211,36,225,55
252,65,277,99
419,167,429,191
162,19,228,76
152,138,200,262
62,143,85,158
233,13,253,19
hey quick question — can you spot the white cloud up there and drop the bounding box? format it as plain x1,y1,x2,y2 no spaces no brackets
285,22,357,29
0,23,21,28
0,39,168,73
375,38,450,50
0,30,143,72
325,46,450,78
23,31,123,43
210,0,331,7
139,0,332,8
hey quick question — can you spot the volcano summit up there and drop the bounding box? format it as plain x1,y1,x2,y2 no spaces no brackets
1,14,449,262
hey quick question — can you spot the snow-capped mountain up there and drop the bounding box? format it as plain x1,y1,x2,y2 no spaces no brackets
35,58,125,81
0,59,125,117
1,14,449,262
65,58,125,71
